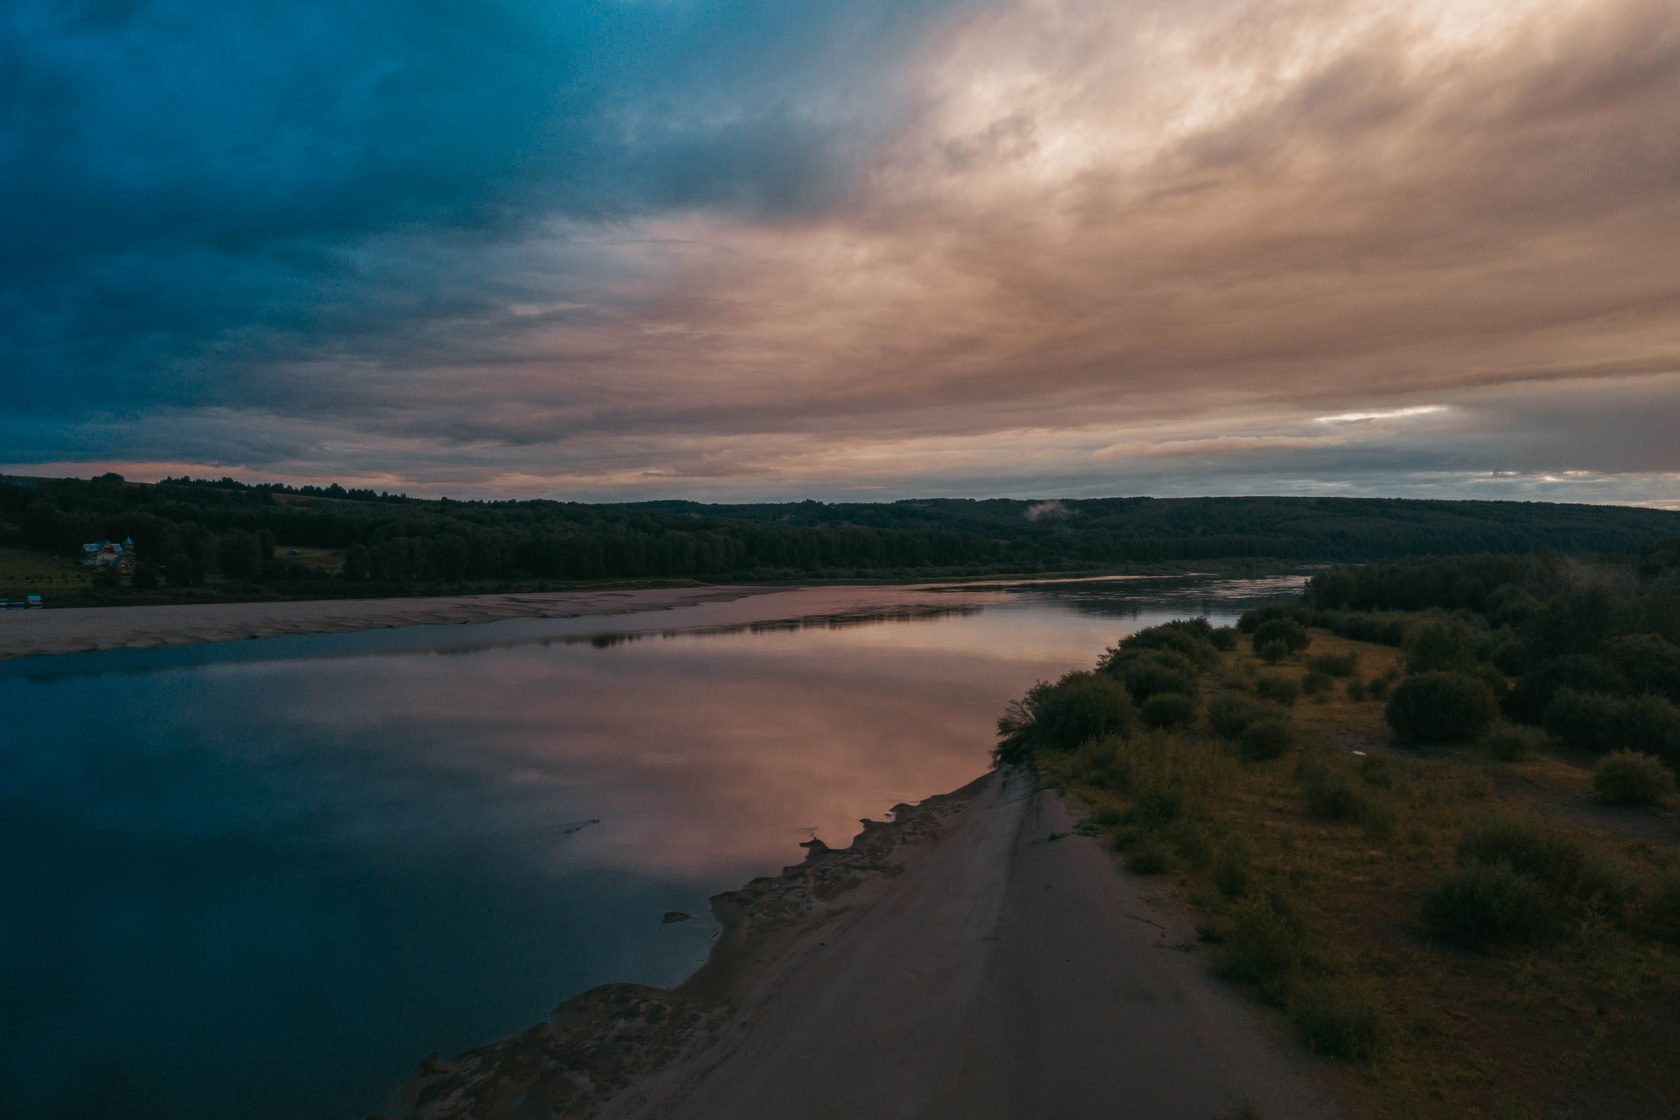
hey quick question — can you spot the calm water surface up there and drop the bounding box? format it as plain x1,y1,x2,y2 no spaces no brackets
0,575,1301,1119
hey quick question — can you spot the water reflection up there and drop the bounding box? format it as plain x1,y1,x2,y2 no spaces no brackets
0,575,1302,1120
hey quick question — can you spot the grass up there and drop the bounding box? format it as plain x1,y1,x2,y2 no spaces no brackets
1036,625,1680,1120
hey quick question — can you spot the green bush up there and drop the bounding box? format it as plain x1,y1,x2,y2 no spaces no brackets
1344,677,1368,701
1289,981,1389,1062
1255,675,1300,706
1111,622,1220,669
1403,618,1485,674
1252,618,1311,656
1215,839,1252,897
1301,670,1334,699
1209,626,1240,651
1542,689,1626,754
1208,696,1285,739
1307,651,1359,678
1240,717,1295,760
1258,641,1288,664
1238,604,1307,634
1126,841,1170,875
1457,815,1581,885
1216,895,1300,999
1591,751,1674,806
1384,671,1498,744
1140,692,1198,729
995,671,1136,762
1503,655,1627,724
1303,772,1364,821
1103,648,1202,702
1645,870,1680,943
1421,862,1556,948
1482,724,1541,762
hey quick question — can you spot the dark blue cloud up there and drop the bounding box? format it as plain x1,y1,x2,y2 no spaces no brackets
1,0,978,420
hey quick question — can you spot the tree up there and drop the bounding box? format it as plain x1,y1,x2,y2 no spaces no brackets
1385,671,1498,744
343,543,371,581
217,531,261,579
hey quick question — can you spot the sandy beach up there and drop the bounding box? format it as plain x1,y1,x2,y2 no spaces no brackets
0,587,776,662
389,770,1345,1120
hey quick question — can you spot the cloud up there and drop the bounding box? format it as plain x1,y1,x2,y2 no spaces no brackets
2,0,1678,505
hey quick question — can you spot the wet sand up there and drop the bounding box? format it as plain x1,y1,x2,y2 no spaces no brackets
389,770,1344,1120
0,587,774,661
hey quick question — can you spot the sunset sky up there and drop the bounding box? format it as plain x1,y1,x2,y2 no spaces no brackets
4,0,1677,504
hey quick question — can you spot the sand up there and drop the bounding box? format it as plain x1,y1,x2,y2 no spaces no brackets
0,587,774,661
388,770,1345,1120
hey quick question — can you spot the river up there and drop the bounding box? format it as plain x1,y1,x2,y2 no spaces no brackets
0,574,1302,1119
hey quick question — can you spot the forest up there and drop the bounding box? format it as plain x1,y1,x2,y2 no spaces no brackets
4,471,1680,596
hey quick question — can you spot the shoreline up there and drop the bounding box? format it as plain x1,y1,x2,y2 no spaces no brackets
0,586,782,662
382,769,1345,1120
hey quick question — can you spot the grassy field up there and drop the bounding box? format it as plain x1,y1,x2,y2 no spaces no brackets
0,546,91,595
1041,628,1680,1120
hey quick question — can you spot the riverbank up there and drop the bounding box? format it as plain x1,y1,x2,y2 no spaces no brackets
0,586,777,661
384,769,1344,1120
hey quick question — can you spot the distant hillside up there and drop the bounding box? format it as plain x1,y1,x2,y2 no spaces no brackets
3,474,1678,596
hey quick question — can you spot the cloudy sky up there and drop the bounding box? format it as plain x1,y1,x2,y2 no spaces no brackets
4,0,1677,503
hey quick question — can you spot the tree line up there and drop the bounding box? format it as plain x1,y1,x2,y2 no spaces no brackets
4,472,1679,590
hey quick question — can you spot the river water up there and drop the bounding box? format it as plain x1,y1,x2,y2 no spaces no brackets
0,575,1302,1119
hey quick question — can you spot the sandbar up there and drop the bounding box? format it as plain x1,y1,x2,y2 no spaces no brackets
0,587,775,662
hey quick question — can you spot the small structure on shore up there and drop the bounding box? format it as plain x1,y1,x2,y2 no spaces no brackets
81,537,137,574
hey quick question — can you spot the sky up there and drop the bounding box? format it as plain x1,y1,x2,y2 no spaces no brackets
3,0,1678,504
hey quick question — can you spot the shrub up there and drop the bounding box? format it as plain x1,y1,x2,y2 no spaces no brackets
1457,814,1584,893
1290,981,1389,1062
1403,618,1485,674
1385,671,1498,744
1140,692,1197,729
1252,618,1311,656
1258,641,1288,664
1645,870,1680,943
1307,651,1359,678
1103,648,1202,702
1208,696,1284,739
1421,863,1556,948
1126,841,1170,875
1503,655,1628,724
1216,895,1300,999
1111,622,1220,669
1542,689,1625,754
1482,724,1540,762
1215,839,1252,897
1616,695,1680,770
1344,677,1367,701
1604,633,1680,701
1304,772,1364,820
995,671,1136,762
1240,717,1295,760
1238,603,1307,634
1255,675,1300,706
1592,751,1675,806
1209,626,1240,651
1300,670,1334,699
1366,674,1391,700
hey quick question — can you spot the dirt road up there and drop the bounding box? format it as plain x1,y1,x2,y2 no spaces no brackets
581,768,1342,1120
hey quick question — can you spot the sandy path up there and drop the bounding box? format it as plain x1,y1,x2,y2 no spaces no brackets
389,771,1343,1119
597,769,1343,1120
0,587,771,661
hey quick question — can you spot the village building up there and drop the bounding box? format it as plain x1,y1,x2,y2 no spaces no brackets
81,537,137,574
